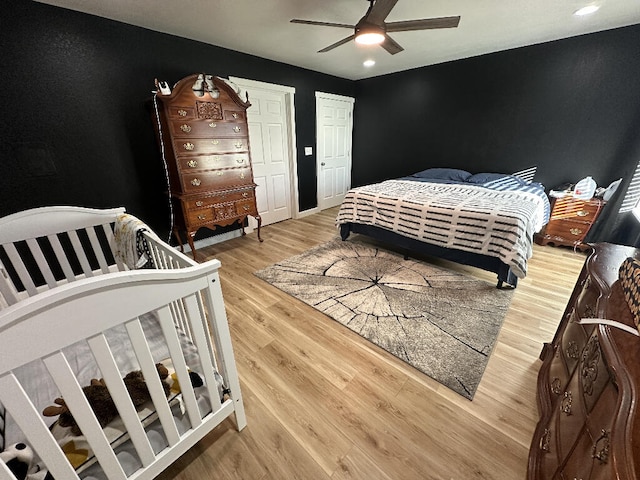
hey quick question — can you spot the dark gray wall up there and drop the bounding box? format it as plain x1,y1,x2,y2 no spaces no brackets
352,24,640,195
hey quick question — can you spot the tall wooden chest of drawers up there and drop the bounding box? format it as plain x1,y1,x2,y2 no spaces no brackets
152,74,262,257
535,196,605,250
528,243,640,480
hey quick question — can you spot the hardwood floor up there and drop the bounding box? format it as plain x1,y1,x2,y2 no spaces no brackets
156,208,587,480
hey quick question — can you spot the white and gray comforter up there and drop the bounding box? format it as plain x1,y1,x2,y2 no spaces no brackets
336,179,550,278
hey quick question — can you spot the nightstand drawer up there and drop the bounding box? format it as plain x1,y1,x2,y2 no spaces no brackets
549,197,603,222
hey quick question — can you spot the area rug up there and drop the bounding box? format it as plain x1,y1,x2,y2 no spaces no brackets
254,239,514,399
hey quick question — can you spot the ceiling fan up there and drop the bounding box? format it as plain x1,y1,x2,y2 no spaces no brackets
290,0,460,55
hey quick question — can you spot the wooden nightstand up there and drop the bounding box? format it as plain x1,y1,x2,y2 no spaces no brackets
535,196,605,250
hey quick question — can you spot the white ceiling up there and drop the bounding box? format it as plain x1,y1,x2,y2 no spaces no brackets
36,0,640,80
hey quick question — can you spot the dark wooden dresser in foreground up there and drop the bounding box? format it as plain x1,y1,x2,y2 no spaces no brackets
535,197,605,250
151,74,262,257
528,243,640,479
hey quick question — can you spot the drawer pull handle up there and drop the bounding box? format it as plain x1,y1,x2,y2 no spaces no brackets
191,178,201,186
212,140,219,145
240,172,246,179
183,142,195,151
197,214,206,220
576,210,589,217
195,201,203,207
550,378,562,395
217,171,224,176
233,126,241,133
187,160,198,168
209,122,217,128
569,227,583,236
592,429,610,464
235,141,243,149
561,391,572,415
242,192,248,197
213,156,221,162
243,206,250,211
180,124,192,133
540,428,551,452
232,113,238,119
236,158,245,164
177,109,187,117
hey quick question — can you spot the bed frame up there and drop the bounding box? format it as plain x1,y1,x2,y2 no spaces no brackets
340,223,519,288
0,207,245,480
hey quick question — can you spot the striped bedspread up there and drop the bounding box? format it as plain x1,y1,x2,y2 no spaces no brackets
335,179,550,278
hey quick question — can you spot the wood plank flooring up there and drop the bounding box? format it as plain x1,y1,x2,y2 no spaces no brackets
156,208,587,480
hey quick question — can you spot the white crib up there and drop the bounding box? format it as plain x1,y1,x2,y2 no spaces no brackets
0,207,245,480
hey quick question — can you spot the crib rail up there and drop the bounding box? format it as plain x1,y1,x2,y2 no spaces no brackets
0,207,245,480
0,263,245,480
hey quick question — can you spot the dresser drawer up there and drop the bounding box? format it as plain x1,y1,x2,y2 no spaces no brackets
184,189,255,211
561,381,616,480
550,197,603,222
555,369,587,461
177,153,249,172
180,168,254,194
224,110,246,122
173,137,249,155
167,105,197,120
543,219,590,242
560,313,588,375
169,120,247,138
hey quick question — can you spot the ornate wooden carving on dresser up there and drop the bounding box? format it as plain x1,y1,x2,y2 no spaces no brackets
152,74,262,258
528,243,640,480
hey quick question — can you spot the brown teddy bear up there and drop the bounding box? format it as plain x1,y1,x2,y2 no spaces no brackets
43,363,170,436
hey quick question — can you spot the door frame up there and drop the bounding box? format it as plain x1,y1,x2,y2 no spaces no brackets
315,91,355,211
229,76,299,222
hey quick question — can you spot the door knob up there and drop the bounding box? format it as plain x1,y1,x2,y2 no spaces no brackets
321,162,326,166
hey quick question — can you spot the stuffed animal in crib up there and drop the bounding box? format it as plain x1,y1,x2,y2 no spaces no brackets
42,363,171,436
0,442,54,480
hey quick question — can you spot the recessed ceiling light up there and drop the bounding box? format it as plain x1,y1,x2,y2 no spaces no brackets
574,5,600,16
363,59,376,67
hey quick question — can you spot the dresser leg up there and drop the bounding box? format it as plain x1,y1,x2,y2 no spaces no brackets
187,233,197,260
256,215,263,242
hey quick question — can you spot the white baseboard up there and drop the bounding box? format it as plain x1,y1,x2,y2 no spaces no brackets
297,207,320,218
180,229,244,254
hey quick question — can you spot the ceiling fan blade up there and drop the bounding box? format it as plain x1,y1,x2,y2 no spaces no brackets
381,34,404,55
386,16,461,32
290,19,354,29
367,0,399,24
318,34,356,53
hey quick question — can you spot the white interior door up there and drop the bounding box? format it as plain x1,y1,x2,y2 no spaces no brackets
316,92,355,210
229,77,297,226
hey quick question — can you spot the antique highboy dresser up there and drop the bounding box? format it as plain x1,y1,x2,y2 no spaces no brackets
152,74,262,257
528,243,640,479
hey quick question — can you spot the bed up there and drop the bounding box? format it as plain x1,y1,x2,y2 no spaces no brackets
336,168,550,288
0,206,245,480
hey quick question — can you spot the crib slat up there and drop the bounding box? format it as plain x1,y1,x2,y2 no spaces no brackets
85,227,111,274
0,261,18,306
43,352,128,480
125,318,181,447
26,237,58,288
183,293,222,411
87,333,156,467
0,373,80,480
157,305,202,429
202,270,247,429
67,230,94,277
2,243,38,297
48,234,77,282
0,460,17,480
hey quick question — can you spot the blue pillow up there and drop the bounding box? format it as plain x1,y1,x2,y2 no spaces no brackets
410,168,472,182
466,172,512,184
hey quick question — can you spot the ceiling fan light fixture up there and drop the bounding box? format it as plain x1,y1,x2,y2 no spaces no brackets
355,23,385,45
